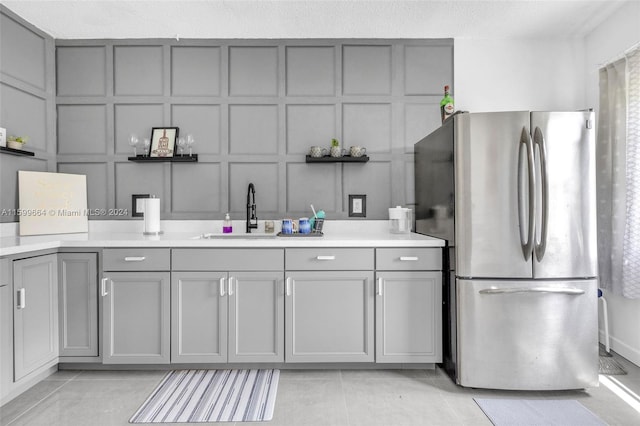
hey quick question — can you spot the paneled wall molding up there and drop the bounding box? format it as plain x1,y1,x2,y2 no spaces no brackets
0,5,57,222
55,38,453,220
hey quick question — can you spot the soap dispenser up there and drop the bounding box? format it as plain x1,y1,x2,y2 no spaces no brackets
223,213,232,234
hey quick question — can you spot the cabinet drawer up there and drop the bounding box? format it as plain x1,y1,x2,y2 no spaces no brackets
172,249,284,271
103,249,170,271
376,248,441,271
286,248,373,270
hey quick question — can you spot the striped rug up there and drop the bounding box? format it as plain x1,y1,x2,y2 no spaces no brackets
130,369,280,423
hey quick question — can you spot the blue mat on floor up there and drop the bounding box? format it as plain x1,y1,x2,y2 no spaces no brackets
474,398,606,426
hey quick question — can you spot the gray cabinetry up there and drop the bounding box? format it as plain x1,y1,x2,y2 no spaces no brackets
102,248,170,364
1,259,12,401
285,248,375,363
375,249,442,363
58,253,98,357
228,271,284,363
171,271,227,363
171,249,285,363
13,254,58,381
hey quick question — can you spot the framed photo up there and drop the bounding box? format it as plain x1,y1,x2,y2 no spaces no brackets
348,194,366,218
149,127,178,158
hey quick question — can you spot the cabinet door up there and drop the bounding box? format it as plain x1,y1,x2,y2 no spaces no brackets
171,272,228,363
13,254,58,381
102,272,170,364
375,272,442,363
285,271,374,363
1,260,12,400
229,272,284,363
58,253,98,357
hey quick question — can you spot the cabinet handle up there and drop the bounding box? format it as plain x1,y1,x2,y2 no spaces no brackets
124,256,146,262
285,277,292,296
100,277,109,297
400,256,419,261
228,277,235,296
316,255,335,260
377,277,383,296
219,277,226,297
17,288,26,309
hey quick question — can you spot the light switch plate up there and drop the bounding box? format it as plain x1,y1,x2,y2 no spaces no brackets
349,194,366,217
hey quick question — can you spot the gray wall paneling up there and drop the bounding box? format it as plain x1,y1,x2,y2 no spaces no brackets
0,6,56,222
55,38,453,220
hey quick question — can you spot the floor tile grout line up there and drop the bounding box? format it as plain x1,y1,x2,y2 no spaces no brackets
6,376,75,426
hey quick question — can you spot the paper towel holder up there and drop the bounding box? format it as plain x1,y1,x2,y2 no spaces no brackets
142,195,164,235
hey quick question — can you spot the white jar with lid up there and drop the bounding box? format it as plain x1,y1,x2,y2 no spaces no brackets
388,206,412,234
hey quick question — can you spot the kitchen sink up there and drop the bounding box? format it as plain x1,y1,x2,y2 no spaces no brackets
191,233,277,240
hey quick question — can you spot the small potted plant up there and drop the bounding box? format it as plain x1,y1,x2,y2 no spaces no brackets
7,135,28,150
330,138,343,158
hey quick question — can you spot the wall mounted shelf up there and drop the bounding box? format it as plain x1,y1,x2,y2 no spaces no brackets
128,154,198,163
305,155,369,163
0,146,35,157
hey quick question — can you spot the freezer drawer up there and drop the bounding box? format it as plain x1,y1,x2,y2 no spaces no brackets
457,278,598,390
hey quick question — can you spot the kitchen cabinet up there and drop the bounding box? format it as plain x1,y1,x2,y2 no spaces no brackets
13,254,58,381
58,253,98,357
171,249,285,363
285,248,375,363
102,249,170,364
375,249,442,363
1,259,12,401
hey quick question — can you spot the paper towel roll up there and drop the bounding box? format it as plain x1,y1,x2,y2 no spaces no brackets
143,197,161,234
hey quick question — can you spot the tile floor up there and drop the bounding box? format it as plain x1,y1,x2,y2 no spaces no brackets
2,353,640,426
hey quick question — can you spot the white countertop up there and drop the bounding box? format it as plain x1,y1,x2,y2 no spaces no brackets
0,220,444,257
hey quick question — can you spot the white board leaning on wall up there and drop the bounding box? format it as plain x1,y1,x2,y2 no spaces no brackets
18,171,88,236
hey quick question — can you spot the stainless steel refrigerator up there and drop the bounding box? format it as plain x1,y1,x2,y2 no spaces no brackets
415,111,599,390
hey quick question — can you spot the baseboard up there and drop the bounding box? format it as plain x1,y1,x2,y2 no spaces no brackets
0,364,57,407
600,330,640,367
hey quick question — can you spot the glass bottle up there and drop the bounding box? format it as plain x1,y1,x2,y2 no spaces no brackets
440,85,454,123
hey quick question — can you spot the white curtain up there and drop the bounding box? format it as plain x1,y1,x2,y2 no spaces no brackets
597,48,640,298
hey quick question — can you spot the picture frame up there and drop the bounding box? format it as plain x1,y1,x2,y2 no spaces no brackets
149,127,178,158
348,194,366,218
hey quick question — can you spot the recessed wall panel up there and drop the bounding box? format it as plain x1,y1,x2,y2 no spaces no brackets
57,105,107,154
0,83,47,151
171,105,221,155
286,46,335,96
0,13,46,90
344,162,392,219
57,46,106,96
57,163,109,213
404,103,441,151
286,105,336,154
0,156,48,223
229,163,279,214
114,46,164,96
286,163,336,213
342,103,392,153
172,163,221,213
115,163,165,211
404,45,453,95
342,45,391,95
171,46,221,96
229,105,278,155
229,47,278,96
114,104,164,155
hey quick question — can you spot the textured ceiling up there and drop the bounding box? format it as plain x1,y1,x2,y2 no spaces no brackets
0,0,630,40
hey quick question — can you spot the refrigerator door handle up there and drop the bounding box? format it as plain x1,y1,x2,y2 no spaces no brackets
533,127,549,262
518,127,536,260
479,287,585,295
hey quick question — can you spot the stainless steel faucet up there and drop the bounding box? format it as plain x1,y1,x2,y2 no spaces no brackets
246,183,258,233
